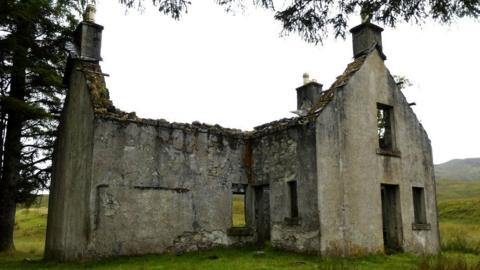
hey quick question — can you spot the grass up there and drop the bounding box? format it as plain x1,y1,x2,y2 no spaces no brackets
13,207,48,258
1,181,479,269
439,223,480,254
436,179,480,254
436,179,480,201
233,194,246,227
0,245,422,270
414,254,480,270
438,199,480,224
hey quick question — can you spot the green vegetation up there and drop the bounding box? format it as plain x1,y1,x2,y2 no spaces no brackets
414,254,480,270
121,0,480,44
13,207,47,258
1,179,479,269
436,179,480,201
233,194,246,227
17,195,49,210
436,179,480,255
440,223,480,254
0,244,423,270
438,199,480,224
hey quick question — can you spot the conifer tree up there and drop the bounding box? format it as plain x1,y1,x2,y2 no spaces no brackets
121,0,479,43
0,0,80,252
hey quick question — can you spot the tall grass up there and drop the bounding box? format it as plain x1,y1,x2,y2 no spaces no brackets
438,199,480,224
436,180,480,255
440,223,480,254
414,255,480,270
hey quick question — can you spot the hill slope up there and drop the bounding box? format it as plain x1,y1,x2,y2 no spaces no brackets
435,158,480,181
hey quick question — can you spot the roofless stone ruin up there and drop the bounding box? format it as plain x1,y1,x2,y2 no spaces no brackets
45,5,440,261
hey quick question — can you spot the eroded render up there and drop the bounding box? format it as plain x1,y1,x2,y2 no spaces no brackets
45,18,440,261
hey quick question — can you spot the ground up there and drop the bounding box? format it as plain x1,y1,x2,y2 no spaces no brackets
0,179,479,269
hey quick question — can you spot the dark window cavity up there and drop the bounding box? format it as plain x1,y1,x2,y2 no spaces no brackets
232,183,246,227
288,181,299,218
412,187,427,224
377,103,394,150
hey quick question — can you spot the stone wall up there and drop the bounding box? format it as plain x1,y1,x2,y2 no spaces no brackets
46,21,440,260
45,57,321,260
252,120,320,253
322,50,440,255
315,94,345,256
86,117,253,258
45,60,95,261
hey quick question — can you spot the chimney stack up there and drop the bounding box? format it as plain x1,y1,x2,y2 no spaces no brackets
74,4,103,62
349,22,386,60
296,74,323,111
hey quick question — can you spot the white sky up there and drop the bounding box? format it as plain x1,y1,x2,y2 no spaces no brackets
95,1,479,164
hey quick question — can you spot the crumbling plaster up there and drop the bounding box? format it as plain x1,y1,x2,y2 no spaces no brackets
316,50,440,255
45,19,440,261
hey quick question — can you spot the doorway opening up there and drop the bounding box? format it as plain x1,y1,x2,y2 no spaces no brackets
380,184,403,253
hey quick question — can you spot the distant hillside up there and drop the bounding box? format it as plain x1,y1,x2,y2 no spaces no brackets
435,158,480,181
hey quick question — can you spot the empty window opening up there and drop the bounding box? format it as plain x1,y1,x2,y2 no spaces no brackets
232,183,246,227
412,187,427,224
288,181,299,218
377,104,394,150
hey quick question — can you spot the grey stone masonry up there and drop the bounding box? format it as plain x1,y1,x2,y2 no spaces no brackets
45,18,440,261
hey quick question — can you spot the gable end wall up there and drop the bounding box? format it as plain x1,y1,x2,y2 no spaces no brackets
327,51,440,255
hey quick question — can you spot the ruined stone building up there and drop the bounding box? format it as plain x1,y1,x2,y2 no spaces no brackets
45,12,440,261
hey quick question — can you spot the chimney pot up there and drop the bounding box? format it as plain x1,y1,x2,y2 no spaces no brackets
303,73,310,85
83,4,96,23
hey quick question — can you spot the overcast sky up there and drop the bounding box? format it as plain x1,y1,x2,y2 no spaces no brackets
95,1,479,165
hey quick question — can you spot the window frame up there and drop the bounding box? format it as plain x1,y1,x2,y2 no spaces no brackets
284,180,300,226
412,186,427,225
411,186,431,230
377,103,395,151
376,103,401,157
288,181,299,218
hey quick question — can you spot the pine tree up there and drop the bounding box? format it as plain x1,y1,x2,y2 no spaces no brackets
121,0,479,43
0,0,80,252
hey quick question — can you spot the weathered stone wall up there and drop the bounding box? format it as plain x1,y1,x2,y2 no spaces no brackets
86,118,253,258
252,121,320,253
324,50,440,255
315,95,345,256
45,60,95,261
46,21,440,260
